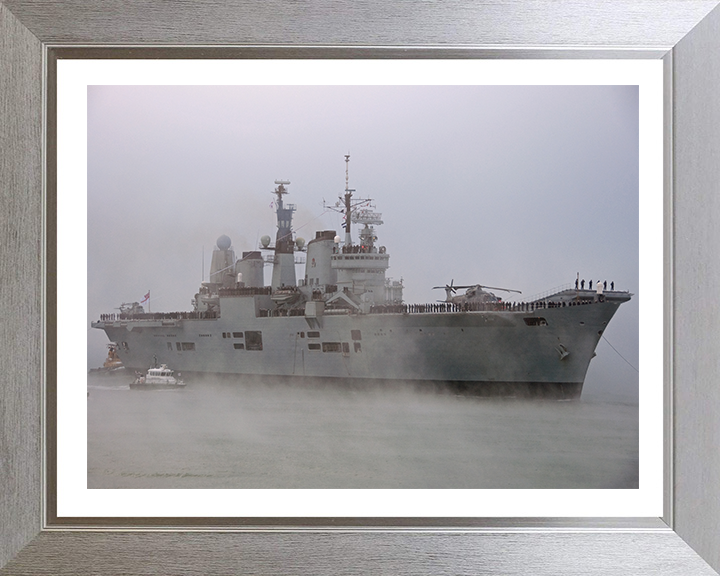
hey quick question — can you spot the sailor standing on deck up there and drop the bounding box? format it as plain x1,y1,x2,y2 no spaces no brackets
596,280,604,302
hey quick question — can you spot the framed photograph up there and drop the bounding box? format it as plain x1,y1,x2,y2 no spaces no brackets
2,1,720,574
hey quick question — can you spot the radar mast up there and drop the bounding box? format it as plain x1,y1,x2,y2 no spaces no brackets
270,180,297,289
325,154,377,247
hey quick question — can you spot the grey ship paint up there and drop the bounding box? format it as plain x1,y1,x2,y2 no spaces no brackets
92,157,631,399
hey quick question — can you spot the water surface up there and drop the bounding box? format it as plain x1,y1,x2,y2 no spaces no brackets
87,373,638,489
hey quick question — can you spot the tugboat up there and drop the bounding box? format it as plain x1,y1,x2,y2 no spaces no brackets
93,155,632,400
88,342,125,374
130,364,186,390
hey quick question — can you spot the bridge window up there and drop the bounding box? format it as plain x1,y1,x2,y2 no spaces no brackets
351,330,361,341
523,317,548,326
322,342,342,353
354,342,362,353
308,343,321,351
308,331,320,338
233,343,244,350
181,342,195,351
233,332,243,338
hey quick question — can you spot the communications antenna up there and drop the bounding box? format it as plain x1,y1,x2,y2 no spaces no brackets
324,154,378,246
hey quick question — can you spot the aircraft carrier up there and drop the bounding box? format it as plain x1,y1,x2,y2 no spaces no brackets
92,156,632,399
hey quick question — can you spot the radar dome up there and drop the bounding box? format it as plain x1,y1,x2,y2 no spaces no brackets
334,235,341,244
216,235,232,251
260,235,271,248
295,237,306,250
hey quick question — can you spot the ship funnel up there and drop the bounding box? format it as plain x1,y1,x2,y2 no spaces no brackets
236,251,264,288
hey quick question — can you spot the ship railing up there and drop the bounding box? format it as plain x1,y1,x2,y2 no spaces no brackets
370,299,596,315
249,297,600,319
97,311,219,322
403,302,517,314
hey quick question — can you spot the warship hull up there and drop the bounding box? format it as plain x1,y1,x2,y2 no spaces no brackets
93,294,625,399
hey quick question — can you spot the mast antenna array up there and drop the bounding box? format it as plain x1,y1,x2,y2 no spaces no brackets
324,154,378,245
345,154,351,191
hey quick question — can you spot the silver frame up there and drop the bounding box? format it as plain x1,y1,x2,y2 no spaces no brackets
2,2,720,574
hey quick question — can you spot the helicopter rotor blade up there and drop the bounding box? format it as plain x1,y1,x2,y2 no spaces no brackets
432,285,458,293
478,284,522,294
433,283,522,294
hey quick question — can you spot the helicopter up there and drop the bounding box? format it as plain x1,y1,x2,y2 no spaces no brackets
432,279,522,305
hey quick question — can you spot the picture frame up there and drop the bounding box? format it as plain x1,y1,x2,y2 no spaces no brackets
2,1,720,574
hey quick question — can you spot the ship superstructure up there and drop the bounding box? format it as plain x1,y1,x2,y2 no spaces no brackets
92,157,632,399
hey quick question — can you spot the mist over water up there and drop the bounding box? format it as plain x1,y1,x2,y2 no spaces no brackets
88,374,638,489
